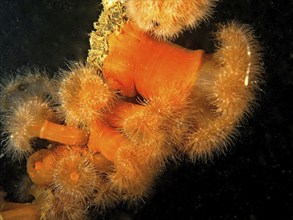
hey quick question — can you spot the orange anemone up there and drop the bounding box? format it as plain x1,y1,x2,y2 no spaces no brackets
88,120,127,161
27,149,57,186
31,120,89,146
103,22,204,98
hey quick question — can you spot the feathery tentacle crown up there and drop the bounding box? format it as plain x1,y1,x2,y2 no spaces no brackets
0,71,57,160
57,64,117,128
126,0,218,40
182,22,263,161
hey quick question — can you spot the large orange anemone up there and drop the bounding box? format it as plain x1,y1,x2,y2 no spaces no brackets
103,22,204,98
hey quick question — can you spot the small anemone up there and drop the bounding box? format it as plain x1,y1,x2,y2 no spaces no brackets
110,142,164,200
56,63,117,128
0,69,56,112
1,97,55,160
1,97,88,161
38,189,88,220
52,148,98,204
27,149,57,186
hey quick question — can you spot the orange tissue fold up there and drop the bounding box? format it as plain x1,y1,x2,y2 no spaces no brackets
103,22,204,98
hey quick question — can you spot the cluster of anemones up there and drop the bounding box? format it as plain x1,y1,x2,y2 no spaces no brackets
0,0,262,219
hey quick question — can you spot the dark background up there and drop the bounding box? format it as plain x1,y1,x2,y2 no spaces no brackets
0,0,292,219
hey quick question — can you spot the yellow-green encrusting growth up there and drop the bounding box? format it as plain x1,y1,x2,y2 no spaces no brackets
87,0,127,69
